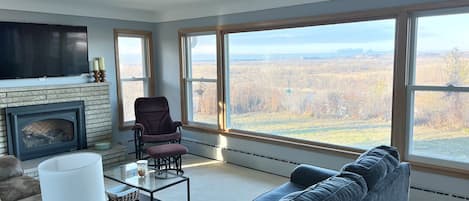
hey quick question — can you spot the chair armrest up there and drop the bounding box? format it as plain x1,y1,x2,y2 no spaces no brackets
132,123,144,131
290,164,339,187
132,123,145,138
173,121,182,128
172,121,182,133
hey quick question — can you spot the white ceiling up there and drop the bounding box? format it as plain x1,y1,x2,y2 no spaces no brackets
0,0,329,22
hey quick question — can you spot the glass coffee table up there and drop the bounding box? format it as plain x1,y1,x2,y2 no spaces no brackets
104,162,190,201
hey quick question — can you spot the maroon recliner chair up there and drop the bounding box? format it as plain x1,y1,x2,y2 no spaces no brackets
132,97,182,159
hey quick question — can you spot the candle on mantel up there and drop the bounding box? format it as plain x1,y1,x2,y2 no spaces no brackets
93,59,99,71
98,57,105,71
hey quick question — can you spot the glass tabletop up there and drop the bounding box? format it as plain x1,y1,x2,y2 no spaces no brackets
104,162,188,193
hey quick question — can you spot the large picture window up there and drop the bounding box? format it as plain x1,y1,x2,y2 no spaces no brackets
408,12,469,166
114,30,154,129
225,19,396,149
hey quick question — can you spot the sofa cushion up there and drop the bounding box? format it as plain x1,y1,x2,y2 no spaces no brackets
279,172,367,201
18,194,42,201
0,156,23,181
359,145,399,161
0,176,41,201
254,182,305,201
342,146,400,191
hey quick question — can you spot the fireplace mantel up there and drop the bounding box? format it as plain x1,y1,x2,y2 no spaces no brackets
0,83,112,156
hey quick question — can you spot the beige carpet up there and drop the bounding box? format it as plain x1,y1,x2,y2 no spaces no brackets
105,154,287,201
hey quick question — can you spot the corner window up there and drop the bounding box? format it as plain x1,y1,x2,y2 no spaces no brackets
408,12,469,165
178,2,469,177
114,30,154,129
183,33,218,126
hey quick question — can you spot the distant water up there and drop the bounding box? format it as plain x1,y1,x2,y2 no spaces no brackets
192,51,392,62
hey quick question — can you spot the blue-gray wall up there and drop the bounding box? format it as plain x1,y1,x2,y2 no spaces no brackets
0,9,155,146
153,0,469,200
0,0,467,200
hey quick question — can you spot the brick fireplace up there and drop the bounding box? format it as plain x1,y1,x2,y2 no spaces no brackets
0,83,113,159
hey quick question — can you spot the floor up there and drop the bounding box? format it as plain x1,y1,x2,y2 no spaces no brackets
105,154,288,201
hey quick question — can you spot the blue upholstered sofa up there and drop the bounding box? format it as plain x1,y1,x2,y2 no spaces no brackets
254,146,410,201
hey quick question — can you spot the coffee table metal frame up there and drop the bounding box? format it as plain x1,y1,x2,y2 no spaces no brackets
104,164,190,201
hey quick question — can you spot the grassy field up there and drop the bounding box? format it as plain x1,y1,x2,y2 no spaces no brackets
197,112,469,162
229,112,391,149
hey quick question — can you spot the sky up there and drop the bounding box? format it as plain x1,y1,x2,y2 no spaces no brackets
190,13,469,60
118,37,144,65
416,13,469,53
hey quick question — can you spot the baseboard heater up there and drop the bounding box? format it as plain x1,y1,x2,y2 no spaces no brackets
182,137,301,166
182,138,469,201
410,186,469,200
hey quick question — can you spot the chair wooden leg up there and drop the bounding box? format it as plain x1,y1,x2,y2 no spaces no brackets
134,134,138,160
157,158,161,171
167,157,170,169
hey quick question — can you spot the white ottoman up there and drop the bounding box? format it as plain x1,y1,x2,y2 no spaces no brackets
38,153,106,201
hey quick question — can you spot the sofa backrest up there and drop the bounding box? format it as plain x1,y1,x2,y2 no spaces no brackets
341,146,400,191
342,146,410,201
361,163,410,201
277,146,410,201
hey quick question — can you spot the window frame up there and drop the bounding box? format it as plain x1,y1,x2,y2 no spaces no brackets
222,19,397,150
178,1,469,179
406,10,469,171
114,29,155,130
181,15,400,154
181,32,219,128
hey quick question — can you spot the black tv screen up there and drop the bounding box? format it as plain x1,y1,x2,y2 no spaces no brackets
0,22,89,79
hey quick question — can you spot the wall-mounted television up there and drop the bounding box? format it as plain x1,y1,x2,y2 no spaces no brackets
0,22,89,80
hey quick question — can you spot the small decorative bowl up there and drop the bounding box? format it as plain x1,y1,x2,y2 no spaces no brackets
94,141,111,150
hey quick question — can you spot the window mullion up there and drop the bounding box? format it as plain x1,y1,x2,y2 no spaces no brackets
391,12,410,158
120,77,147,82
409,85,469,92
217,30,226,131
187,78,217,82
183,37,194,121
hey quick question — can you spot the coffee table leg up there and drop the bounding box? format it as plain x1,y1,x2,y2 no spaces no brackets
187,178,190,201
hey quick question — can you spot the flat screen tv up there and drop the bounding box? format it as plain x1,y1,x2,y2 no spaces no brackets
0,22,89,79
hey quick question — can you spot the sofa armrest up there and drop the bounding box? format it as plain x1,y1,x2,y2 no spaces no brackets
0,156,24,181
290,164,339,187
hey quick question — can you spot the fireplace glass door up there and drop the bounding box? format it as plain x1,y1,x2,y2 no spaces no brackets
21,119,75,149
6,101,86,160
